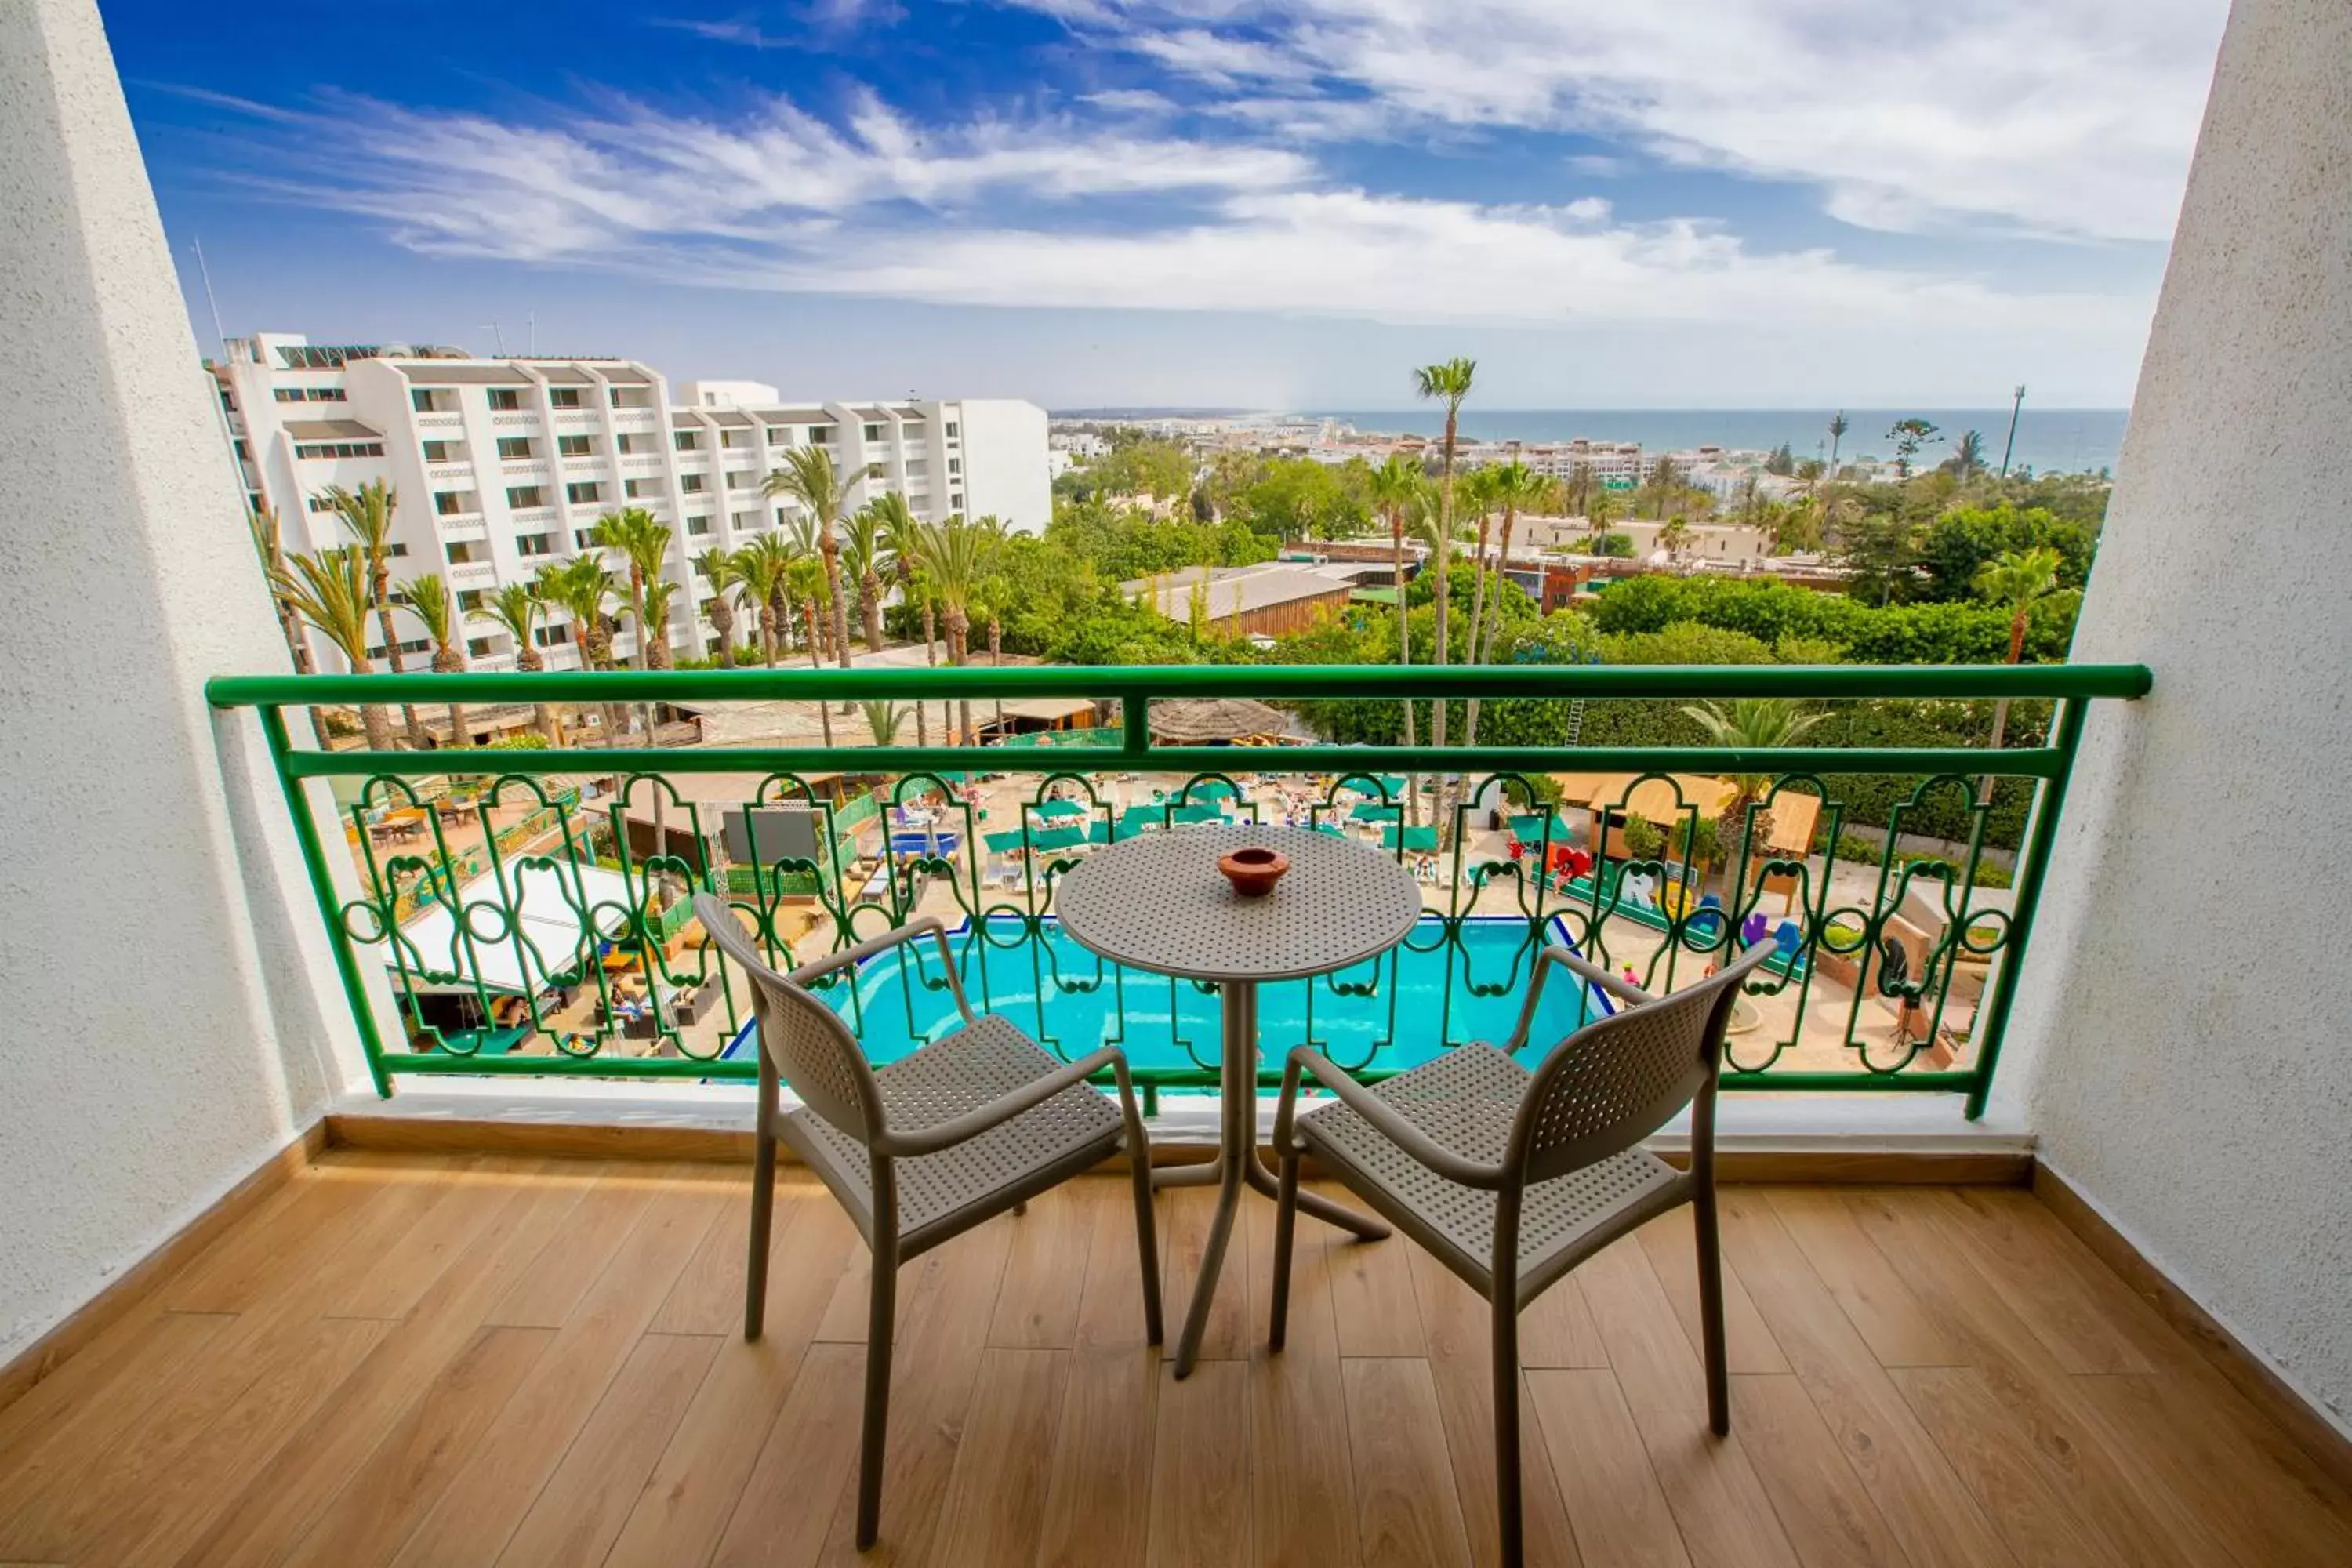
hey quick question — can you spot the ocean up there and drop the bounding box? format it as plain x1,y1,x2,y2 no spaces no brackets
1301,408,2128,477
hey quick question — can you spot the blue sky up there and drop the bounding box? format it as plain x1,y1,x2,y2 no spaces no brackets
108,0,2227,408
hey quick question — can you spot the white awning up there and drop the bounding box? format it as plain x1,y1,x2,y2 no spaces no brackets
389,862,636,996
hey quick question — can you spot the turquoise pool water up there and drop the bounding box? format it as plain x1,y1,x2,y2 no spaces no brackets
726,914,1610,1077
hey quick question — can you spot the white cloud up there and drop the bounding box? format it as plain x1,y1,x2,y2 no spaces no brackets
1015,0,2227,241
221,86,2138,337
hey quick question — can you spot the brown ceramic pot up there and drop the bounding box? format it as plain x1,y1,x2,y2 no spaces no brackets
1217,844,1290,897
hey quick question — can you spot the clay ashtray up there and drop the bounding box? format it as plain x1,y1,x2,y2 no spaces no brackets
1218,844,1290,897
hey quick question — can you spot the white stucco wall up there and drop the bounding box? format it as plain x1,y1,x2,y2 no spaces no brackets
1994,0,2352,1434
0,0,365,1364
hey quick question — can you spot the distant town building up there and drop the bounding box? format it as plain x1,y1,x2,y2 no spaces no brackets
1122,561,1376,638
214,332,1049,676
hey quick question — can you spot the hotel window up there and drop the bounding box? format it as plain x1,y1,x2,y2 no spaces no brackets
673,429,701,452
945,421,959,438
467,637,494,659
536,622,572,647
434,491,464,517
506,485,543,508
722,429,748,449
866,463,886,481
725,470,754,491
809,424,834,445
565,481,601,504
420,439,455,462
766,426,792,445
445,541,479,564
623,478,653,499
948,457,961,474
547,387,583,409
680,474,706,494
616,433,652,455
557,434,593,457
574,528,597,549
863,423,884,441
730,510,757,530
516,533,553,557
295,441,384,459
487,387,523,412
411,388,453,413
274,386,347,402
496,436,533,459
687,515,711,536
457,588,488,612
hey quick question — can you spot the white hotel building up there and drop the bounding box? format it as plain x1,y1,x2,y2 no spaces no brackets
212,332,1049,676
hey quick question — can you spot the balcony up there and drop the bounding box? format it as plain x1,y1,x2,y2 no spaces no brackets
445,558,497,587
0,1147,2343,1566
198,662,2130,1112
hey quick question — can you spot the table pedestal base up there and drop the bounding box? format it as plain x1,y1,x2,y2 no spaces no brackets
1149,978,1389,1378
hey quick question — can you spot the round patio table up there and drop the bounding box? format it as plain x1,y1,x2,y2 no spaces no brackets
1057,822,1422,1377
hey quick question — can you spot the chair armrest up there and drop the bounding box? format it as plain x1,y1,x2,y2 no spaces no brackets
1497,944,1653,1056
1276,1047,1505,1191
873,1044,1126,1159
786,916,978,1025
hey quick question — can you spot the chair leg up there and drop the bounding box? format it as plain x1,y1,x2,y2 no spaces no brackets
1269,1150,1300,1352
856,1245,898,1551
743,1122,775,1341
1693,1188,1730,1436
1492,1294,1524,1568
1130,1146,1164,1346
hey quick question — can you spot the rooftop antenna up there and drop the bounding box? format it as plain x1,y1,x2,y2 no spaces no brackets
189,236,227,355
1999,383,2026,477
527,310,535,356
481,321,507,356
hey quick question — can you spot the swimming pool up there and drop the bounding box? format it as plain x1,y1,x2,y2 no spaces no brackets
724,913,1610,1079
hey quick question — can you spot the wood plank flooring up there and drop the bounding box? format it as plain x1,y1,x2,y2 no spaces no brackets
2,1152,2348,1566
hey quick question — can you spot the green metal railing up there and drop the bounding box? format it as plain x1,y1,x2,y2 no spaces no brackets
209,662,2149,1118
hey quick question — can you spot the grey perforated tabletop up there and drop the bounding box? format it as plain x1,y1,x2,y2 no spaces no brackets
1054,822,1421,1377
1054,822,1423,984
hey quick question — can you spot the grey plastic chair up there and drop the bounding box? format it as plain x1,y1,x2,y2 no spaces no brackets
1269,940,1775,1568
695,894,1161,1551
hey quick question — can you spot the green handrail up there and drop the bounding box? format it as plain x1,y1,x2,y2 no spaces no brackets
212,661,2148,1115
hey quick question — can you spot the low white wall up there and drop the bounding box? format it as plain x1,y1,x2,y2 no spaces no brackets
1997,0,2352,1433
0,0,364,1365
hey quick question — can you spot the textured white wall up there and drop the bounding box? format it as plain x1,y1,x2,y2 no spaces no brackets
1996,0,2352,1434
0,0,363,1363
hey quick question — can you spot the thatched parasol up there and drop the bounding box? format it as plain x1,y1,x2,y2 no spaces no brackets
1146,697,1290,745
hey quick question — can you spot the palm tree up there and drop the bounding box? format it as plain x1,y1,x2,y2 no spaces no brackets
1973,546,2065,801
779,550,837,748
246,504,327,744
1413,358,1475,809
1642,455,1684,520
1677,698,1826,895
1827,411,1849,475
274,547,394,752
764,446,855,678
1660,514,1694,561
1467,462,1552,748
1947,429,1987,481
590,506,673,672
870,492,932,744
397,573,470,747
860,699,908,747
731,536,793,666
915,517,989,746
541,556,620,740
1456,462,1503,711
322,480,428,748
692,548,742,667
641,579,679,671
1367,455,1425,822
1584,485,1620,550
470,582,560,743
844,502,888,654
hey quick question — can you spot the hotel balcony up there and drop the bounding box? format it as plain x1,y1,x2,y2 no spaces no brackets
2,2,2347,1565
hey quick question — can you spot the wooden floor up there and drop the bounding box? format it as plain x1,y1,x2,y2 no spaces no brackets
3,1153,2349,1567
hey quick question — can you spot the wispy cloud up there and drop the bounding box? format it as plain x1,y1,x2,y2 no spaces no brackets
197,85,2136,337
1012,0,2226,241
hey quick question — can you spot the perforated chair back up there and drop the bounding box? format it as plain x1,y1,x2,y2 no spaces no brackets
1512,942,1774,1186
695,892,884,1144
